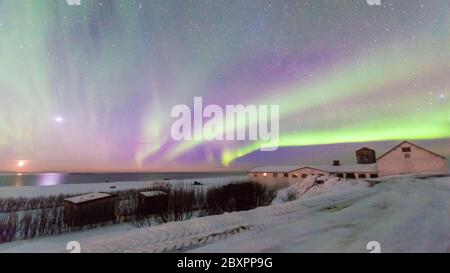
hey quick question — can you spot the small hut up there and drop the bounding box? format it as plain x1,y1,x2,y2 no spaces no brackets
64,192,117,227
137,191,168,216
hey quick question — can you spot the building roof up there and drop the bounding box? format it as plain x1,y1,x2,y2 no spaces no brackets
356,147,375,152
140,191,167,197
377,141,446,160
249,163,378,174
64,192,114,204
249,165,306,173
305,164,378,173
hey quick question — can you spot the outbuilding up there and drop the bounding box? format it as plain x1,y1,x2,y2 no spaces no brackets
137,191,168,216
64,192,117,227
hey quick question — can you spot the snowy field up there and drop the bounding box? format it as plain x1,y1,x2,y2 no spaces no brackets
0,174,449,253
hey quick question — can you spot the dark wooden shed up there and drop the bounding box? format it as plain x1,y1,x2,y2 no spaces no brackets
63,192,117,227
356,147,376,164
137,191,168,216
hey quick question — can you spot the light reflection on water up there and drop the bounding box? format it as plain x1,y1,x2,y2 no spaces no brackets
37,173,65,186
0,172,244,187
15,173,23,187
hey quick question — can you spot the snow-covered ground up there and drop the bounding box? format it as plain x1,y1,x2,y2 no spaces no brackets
1,175,449,253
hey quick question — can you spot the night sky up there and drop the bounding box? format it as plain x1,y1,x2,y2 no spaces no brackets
0,0,449,172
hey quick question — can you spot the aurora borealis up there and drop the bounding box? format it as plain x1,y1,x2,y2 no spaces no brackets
0,0,449,172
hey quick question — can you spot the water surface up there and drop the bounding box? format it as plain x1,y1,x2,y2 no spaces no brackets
0,172,246,187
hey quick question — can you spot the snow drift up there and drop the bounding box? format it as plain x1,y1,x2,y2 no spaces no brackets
1,175,449,253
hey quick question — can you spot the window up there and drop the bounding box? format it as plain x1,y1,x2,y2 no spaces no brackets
370,174,379,178
402,147,411,153
292,174,298,178
284,173,289,178
273,173,278,177
346,173,356,179
301,174,308,178
404,153,411,159
358,173,367,179
336,173,344,178
253,173,257,177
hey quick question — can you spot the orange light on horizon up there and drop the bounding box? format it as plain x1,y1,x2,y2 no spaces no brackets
17,160,26,168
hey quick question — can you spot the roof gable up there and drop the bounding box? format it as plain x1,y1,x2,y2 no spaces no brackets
64,192,114,204
248,165,305,173
249,163,378,173
356,147,375,152
377,141,446,160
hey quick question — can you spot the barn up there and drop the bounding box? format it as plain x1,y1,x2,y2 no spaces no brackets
377,141,447,176
249,140,448,183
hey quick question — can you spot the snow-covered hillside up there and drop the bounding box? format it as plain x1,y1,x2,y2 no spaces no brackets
1,175,449,253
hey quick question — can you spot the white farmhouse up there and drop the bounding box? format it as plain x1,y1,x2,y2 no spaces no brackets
249,141,448,183
376,141,448,176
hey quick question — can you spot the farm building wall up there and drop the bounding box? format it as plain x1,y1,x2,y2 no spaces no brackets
249,167,330,185
249,172,290,185
377,142,448,176
288,168,329,183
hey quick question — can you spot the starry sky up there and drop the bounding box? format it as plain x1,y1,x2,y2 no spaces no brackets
0,0,449,172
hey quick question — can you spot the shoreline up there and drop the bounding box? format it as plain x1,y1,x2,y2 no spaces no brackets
0,171,247,188
0,175,248,198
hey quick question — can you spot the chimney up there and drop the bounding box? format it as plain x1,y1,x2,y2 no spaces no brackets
333,160,340,166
